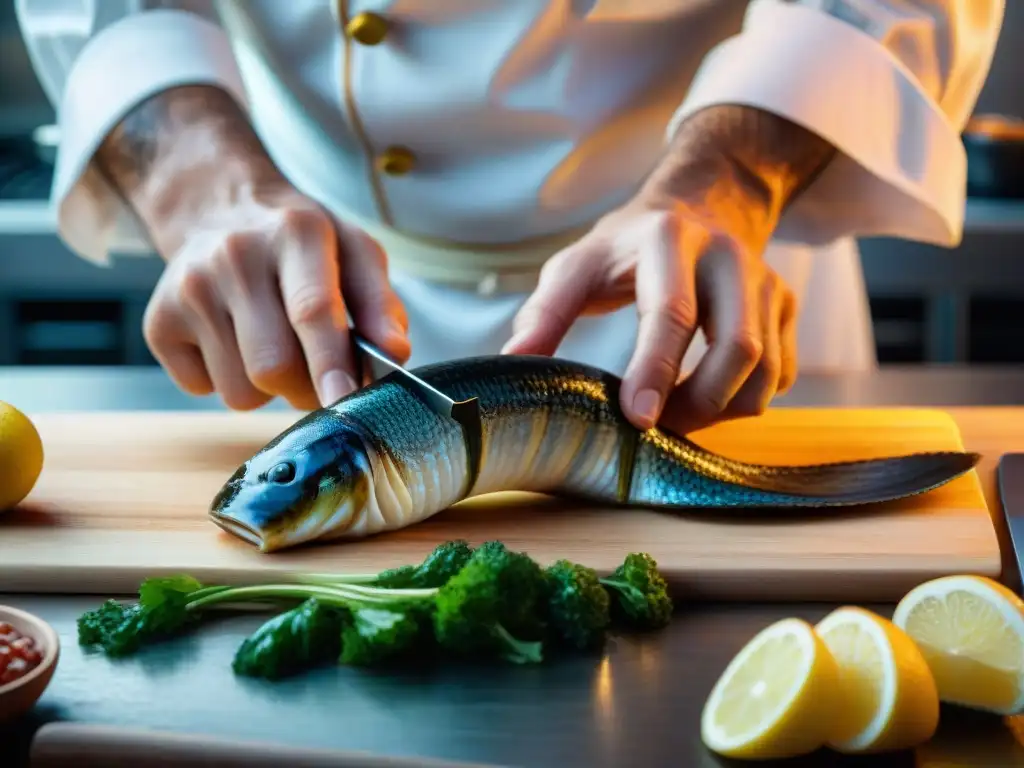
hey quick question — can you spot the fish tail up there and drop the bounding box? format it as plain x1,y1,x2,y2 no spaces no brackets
718,450,982,505
631,429,981,507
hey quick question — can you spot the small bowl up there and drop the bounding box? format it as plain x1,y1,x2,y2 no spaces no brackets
0,605,59,724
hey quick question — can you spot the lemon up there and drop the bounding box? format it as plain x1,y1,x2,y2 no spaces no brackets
815,606,939,754
700,617,840,760
0,401,44,511
892,574,1024,715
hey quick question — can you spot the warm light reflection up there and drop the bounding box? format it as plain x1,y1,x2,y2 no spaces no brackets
594,656,614,716
593,654,618,750
637,641,660,684
1005,714,1024,747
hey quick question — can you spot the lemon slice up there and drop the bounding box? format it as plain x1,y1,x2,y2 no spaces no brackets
700,617,840,760
815,606,939,754
892,574,1024,715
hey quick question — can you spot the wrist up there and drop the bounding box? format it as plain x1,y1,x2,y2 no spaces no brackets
94,85,288,257
638,104,837,251
145,144,291,257
638,150,779,253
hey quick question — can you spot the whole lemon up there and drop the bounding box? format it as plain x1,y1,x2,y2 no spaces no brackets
0,401,44,511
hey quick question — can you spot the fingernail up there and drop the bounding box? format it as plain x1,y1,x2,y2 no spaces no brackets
385,318,408,344
319,369,357,406
380,320,410,359
632,388,662,427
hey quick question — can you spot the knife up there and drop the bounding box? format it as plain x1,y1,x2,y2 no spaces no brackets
350,330,483,490
997,453,1024,593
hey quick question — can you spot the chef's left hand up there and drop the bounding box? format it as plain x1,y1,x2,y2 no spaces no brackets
502,198,797,434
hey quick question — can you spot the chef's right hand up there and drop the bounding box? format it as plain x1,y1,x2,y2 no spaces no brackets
142,187,410,411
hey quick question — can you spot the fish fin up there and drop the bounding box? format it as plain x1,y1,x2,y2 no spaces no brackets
724,450,981,505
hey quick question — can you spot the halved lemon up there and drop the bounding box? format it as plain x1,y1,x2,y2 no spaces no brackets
815,606,939,754
700,617,840,760
892,574,1024,715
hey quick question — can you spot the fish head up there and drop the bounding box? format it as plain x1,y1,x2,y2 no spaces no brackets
208,411,374,552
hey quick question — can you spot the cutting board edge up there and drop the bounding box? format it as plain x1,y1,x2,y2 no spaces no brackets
685,557,1005,602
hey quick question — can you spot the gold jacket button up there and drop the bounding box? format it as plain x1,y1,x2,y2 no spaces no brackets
376,146,416,176
345,12,389,46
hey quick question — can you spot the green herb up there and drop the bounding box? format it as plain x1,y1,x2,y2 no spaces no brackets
371,539,475,589
339,603,432,667
76,575,218,657
232,599,344,679
542,559,611,651
75,541,675,681
599,552,674,630
432,541,547,664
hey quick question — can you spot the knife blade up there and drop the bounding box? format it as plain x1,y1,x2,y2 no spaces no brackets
350,330,483,491
997,453,1024,593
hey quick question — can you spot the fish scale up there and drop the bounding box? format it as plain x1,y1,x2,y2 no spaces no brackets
209,355,983,552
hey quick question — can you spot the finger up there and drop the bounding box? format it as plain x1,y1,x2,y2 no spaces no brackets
619,213,699,431
160,344,215,396
277,211,358,406
180,271,272,411
777,287,799,394
337,222,411,362
502,241,602,356
221,252,320,411
663,247,763,433
721,275,784,418
142,296,214,396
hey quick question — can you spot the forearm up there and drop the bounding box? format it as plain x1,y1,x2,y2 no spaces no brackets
640,104,836,250
659,0,1004,248
94,85,283,257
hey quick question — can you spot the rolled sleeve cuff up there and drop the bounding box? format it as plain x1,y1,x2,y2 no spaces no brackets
53,10,247,265
667,1,966,248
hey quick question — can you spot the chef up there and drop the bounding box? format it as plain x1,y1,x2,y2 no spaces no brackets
16,1,1003,433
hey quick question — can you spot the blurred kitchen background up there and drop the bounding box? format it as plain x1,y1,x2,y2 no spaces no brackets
0,5,1022,368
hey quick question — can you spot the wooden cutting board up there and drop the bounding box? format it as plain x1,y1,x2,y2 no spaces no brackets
0,408,999,601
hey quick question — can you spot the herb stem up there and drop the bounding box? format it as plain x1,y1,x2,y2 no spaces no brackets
184,583,436,613
293,573,385,586
293,579,438,598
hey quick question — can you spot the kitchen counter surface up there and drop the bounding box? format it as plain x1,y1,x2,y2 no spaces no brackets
2,364,1024,412
3,365,1024,767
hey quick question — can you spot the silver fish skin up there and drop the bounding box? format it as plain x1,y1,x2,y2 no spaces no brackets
208,356,980,552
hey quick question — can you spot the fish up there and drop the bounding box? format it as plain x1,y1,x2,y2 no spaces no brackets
209,355,981,553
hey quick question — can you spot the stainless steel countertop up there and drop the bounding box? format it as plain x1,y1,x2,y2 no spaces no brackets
2,364,1024,767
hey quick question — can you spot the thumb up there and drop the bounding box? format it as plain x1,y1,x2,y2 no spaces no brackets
336,222,411,364
502,241,601,356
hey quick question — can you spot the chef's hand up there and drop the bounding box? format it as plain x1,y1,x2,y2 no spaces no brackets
143,188,410,411
91,86,410,412
503,202,796,433
503,105,836,434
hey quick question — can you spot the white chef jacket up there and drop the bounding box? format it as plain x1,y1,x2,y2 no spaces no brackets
15,0,1004,378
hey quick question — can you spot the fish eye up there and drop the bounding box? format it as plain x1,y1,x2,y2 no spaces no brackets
267,461,296,484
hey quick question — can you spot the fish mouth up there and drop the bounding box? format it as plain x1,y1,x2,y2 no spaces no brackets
209,513,266,550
